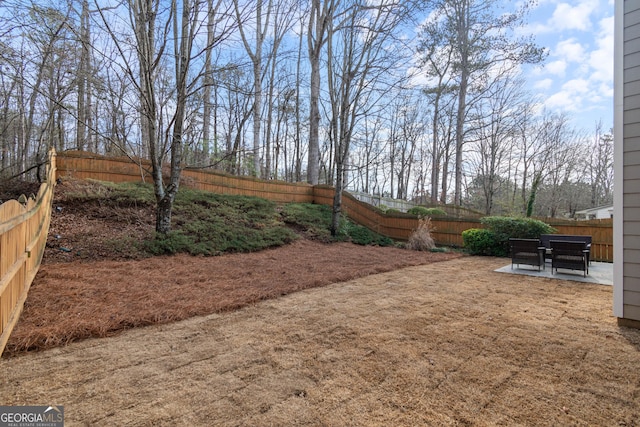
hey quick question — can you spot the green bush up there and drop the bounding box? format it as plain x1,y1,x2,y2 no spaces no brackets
480,216,555,256
143,231,193,255
462,228,498,256
426,208,447,217
407,206,429,217
407,206,447,217
480,216,555,239
461,216,555,257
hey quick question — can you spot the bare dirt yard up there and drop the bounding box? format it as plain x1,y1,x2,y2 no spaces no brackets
1,181,639,425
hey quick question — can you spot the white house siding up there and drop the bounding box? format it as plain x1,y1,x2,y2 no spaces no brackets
576,205,614,220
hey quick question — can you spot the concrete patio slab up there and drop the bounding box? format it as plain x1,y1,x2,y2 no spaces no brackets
495,260,613,286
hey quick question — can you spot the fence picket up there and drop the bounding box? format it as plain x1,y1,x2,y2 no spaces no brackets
0,149,56,356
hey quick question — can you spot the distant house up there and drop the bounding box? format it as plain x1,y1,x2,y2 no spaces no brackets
575,205,613,220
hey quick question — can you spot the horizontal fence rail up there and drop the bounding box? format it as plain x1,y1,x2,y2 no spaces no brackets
0,149,56,356
56,151,613,262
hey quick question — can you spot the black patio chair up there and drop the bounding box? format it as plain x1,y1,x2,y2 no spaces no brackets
550,240,589,277
509,238,546,271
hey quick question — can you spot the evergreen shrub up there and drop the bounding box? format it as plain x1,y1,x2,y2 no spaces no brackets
407,206,447,217
462,216,555,257
481,216,555,256
461,228,498,256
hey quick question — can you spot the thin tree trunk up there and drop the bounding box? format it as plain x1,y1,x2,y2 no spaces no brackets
76,0,90,151
295,17,303,181
308,50,321,184
307,0,333,185
453,0,469,206
201,0,213,165
430,91,441,204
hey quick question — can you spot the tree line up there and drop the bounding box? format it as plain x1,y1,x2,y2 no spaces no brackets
0,0,613,233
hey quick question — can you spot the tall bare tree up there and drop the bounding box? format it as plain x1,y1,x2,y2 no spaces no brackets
528,112,577,217
467,72,525,214
98,0,206,233
307,0,337,185
325,0,412,234
419,0,545,206
233,0,271,177
15,5,71,174
75,0,91,151
585,121,614,207
263,0,297,179
417,25,455,204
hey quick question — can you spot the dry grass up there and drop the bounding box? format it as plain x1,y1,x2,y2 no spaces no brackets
407,217,436,251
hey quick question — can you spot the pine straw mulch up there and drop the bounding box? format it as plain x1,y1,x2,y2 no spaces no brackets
4,239,461,356
3,177,459,356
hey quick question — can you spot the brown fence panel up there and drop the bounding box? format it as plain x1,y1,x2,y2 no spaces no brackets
315,188,483,246
0,149,56,356
343,192,390,235
55,151,614,262
544,218,613,262
182,169,313,204
56,151,149,183
430,217,483,247
311,186,335,207
312,187,418,240
57,151,314,204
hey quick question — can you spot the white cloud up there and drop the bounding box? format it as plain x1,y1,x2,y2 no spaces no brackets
535,78,554,90
543,76,606,115
555,38,586,63
599,81,614,98
520,21,553,35
545,60,568,76
548,0,599,32
522,0,614,129
562,78,591,94
587,15,614,83
521,0,600,35
545,90,582,111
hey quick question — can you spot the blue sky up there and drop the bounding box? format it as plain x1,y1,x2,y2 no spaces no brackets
522,0,614,133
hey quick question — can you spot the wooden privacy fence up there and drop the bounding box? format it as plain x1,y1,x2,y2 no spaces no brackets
313,185,613,260
56,151,614,262
56,150,314,204
546,218,614,264
0,149,56,356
